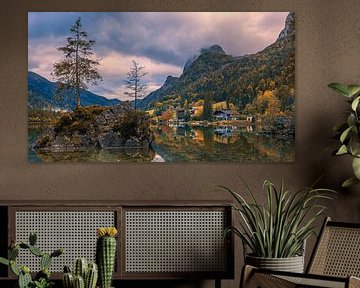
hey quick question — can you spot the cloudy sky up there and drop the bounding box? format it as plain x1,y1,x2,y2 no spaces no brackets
28,12,288,101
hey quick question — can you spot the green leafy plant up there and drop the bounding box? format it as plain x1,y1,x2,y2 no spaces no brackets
328,83,360,187
0,232,63,288
221,179,334,258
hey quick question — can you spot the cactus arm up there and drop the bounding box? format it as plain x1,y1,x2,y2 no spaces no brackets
29,232,37,246
8,246,19,260
63,272,74,288
18,271,32,288
41,253,52,270
29,245,44,257
51,248,64,258
0,257,9,266
73,275,85,288
85,262,98,288
10,260,20,276
19,243,30,249
64,265,72,273
74,258,88,280
35,268,51,281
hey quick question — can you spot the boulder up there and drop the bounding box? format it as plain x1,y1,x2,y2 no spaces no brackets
33,104,153,152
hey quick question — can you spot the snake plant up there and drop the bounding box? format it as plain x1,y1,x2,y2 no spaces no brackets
328,83,360,187
221,179,335,258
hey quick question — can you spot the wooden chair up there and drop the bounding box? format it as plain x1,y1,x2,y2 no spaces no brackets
241,217,360,288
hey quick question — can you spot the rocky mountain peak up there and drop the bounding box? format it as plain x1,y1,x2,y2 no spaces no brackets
200,44,226,55
183,44,226,73
278,12,295,40
164,75,179,86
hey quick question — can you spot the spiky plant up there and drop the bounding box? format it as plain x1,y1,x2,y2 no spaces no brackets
0,232,63,288
96,227,118,288
221,179,335,258
63,260,98,288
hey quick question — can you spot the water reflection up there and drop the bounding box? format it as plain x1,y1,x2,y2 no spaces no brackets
151,124,294,162
28,124,155,163
28,124,294,162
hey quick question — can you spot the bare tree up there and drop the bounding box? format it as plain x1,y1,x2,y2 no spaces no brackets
52,17,102,109
124,60,148,110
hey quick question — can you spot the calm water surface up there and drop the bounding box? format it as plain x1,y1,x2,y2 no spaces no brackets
28,124,294,162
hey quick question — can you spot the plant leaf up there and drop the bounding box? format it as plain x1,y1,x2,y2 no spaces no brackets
351,96,360,111
342,177,360,188
347,85,360,97
352,157,360,179
0,257,9,266
328,83,352,97
336,145,348,155
347,114,356,127
340,126,353,143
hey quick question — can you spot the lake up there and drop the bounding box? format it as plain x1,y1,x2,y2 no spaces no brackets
28,124,294,163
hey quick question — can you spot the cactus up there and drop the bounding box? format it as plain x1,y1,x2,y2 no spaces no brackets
74,275,85,288
63,272,74,288
29,245,44,257
64,265,72,273
85,263,98,288
18,267,32,288
63,260,98,288
0,232,63,288
51,248,64,258
0,257,9,266
35,268,50,281
9,246,19,260
41,253,52,270
10,260,20,276
74,258,88,279
96,227,118,288
29,232,37,246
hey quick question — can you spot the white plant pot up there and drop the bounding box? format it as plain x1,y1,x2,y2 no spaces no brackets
245,254,305,273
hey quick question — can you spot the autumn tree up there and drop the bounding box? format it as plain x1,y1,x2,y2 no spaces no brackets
124,60,148,110
256,90,281,116
161,107,175,122
52,17,102,109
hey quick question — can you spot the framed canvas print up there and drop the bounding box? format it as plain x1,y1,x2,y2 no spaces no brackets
28,12,295,163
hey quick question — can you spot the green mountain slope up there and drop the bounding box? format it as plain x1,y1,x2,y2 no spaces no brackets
28,71,121,110
139,12,295,114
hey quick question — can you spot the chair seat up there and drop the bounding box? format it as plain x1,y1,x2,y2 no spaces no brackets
277,275,346,288
243,266,360,288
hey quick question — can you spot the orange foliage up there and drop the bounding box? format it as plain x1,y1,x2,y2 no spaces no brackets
256,90,281,116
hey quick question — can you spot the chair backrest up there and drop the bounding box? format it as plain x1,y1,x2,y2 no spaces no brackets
307,217,360,277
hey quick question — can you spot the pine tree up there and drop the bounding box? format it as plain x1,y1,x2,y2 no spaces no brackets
202,93,213,121
52,17,102,108
124,61,148,110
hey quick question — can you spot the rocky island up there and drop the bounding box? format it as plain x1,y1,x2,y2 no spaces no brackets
33,103,154,152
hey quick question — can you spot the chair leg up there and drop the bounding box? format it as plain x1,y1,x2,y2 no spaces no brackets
240,265,255,288
215,278,221,288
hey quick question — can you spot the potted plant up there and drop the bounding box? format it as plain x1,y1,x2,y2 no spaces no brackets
221,179,334,273
328,83,360,187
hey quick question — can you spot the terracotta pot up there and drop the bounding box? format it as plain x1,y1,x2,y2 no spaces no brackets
245,254,304,273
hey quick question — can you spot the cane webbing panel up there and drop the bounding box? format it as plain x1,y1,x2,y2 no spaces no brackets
15,211,115,272
125,210,227,273
277,275,345,288
309,226,360,277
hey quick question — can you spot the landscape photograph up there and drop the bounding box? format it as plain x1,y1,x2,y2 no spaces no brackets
28,12,295,163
